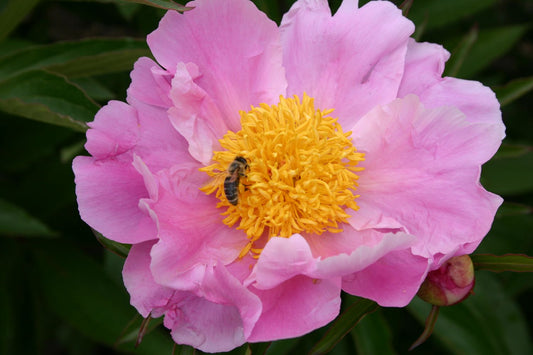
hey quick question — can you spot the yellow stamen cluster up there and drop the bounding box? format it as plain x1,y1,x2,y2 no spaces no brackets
200,94,364,257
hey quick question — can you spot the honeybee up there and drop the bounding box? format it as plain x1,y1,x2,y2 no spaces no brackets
224,156,249,205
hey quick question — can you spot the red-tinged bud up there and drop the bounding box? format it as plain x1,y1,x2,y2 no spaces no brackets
417,255,475,306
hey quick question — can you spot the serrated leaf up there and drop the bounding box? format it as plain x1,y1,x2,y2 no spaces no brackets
0,38,149,81
471,254,533,273
0,0,40,41
0,70,98,131
408,0,496,30
493,76,533,107
0,198,56,237
408,273,532,355
309,297,378,355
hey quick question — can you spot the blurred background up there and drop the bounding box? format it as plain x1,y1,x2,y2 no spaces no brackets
0,0,531,354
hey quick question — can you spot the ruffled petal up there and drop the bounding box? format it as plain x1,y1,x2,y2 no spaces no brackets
146,165,248,290
84,100,139,161
147,0,287,130
248,275,341,342
249,231,415,290
73,156,156,244
123,240,174,317
399,39,505,131
168,62,228,165
280,0,414,126
342,249,429,307
164,263,262,352
351,95,504,261
127,57,173,108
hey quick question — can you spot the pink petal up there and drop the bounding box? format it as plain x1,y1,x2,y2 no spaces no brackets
280,0,414,127
168,62,228,165
164,263,262,352
248,275,341,342
249,231,415,289
84,98,190,172
147,0,287,130
84,100,139,161
342,249,429,307
146,166,248,290
127,57,173,108
126,98,191,172
399,39,505,130
123,240,174,317
73,156,156,244
351,95,504,261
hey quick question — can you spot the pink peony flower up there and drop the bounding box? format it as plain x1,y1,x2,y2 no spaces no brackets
73,0,505,352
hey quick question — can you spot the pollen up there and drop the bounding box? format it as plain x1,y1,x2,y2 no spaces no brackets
200,94,365,257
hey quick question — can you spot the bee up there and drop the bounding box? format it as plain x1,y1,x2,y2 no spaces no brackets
224,156,249,205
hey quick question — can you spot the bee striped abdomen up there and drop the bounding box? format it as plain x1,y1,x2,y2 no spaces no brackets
224,156,249,206
224,175,240,205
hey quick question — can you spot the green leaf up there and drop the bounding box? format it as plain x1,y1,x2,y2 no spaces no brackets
493,143,533,160
408,0,496,30
495,202,532,217
0,38,149,81
493,76,533,107
0,198,56,237
408,273,532,355
455,24,529,78
444,25,478,77
409,305,440,351
351,310,396,355
0,70,98,131
471,254,533,273
120,0,192,12
32,242,174,354
308,297,378,355
0,0,40,41
249,342,271,355
481,151,533,195
94,230,131,258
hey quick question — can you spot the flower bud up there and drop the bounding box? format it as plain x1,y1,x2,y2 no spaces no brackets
417,255,475,306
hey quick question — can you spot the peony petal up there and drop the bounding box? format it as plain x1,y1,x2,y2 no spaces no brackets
399,39,505,132
310,230,417,279
248,275,341,342
248,234,316,290
84,98,190,173
342,249,429,307
250,230,416,288
127,97,192,172
147,0,287,130
147,165,248,290
280,0,414,126
127,57,173,108
84,100,139,161
352,95,504,261
164,263,262,352
168,62,228,165
123,240,174,317
73,156,156,244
